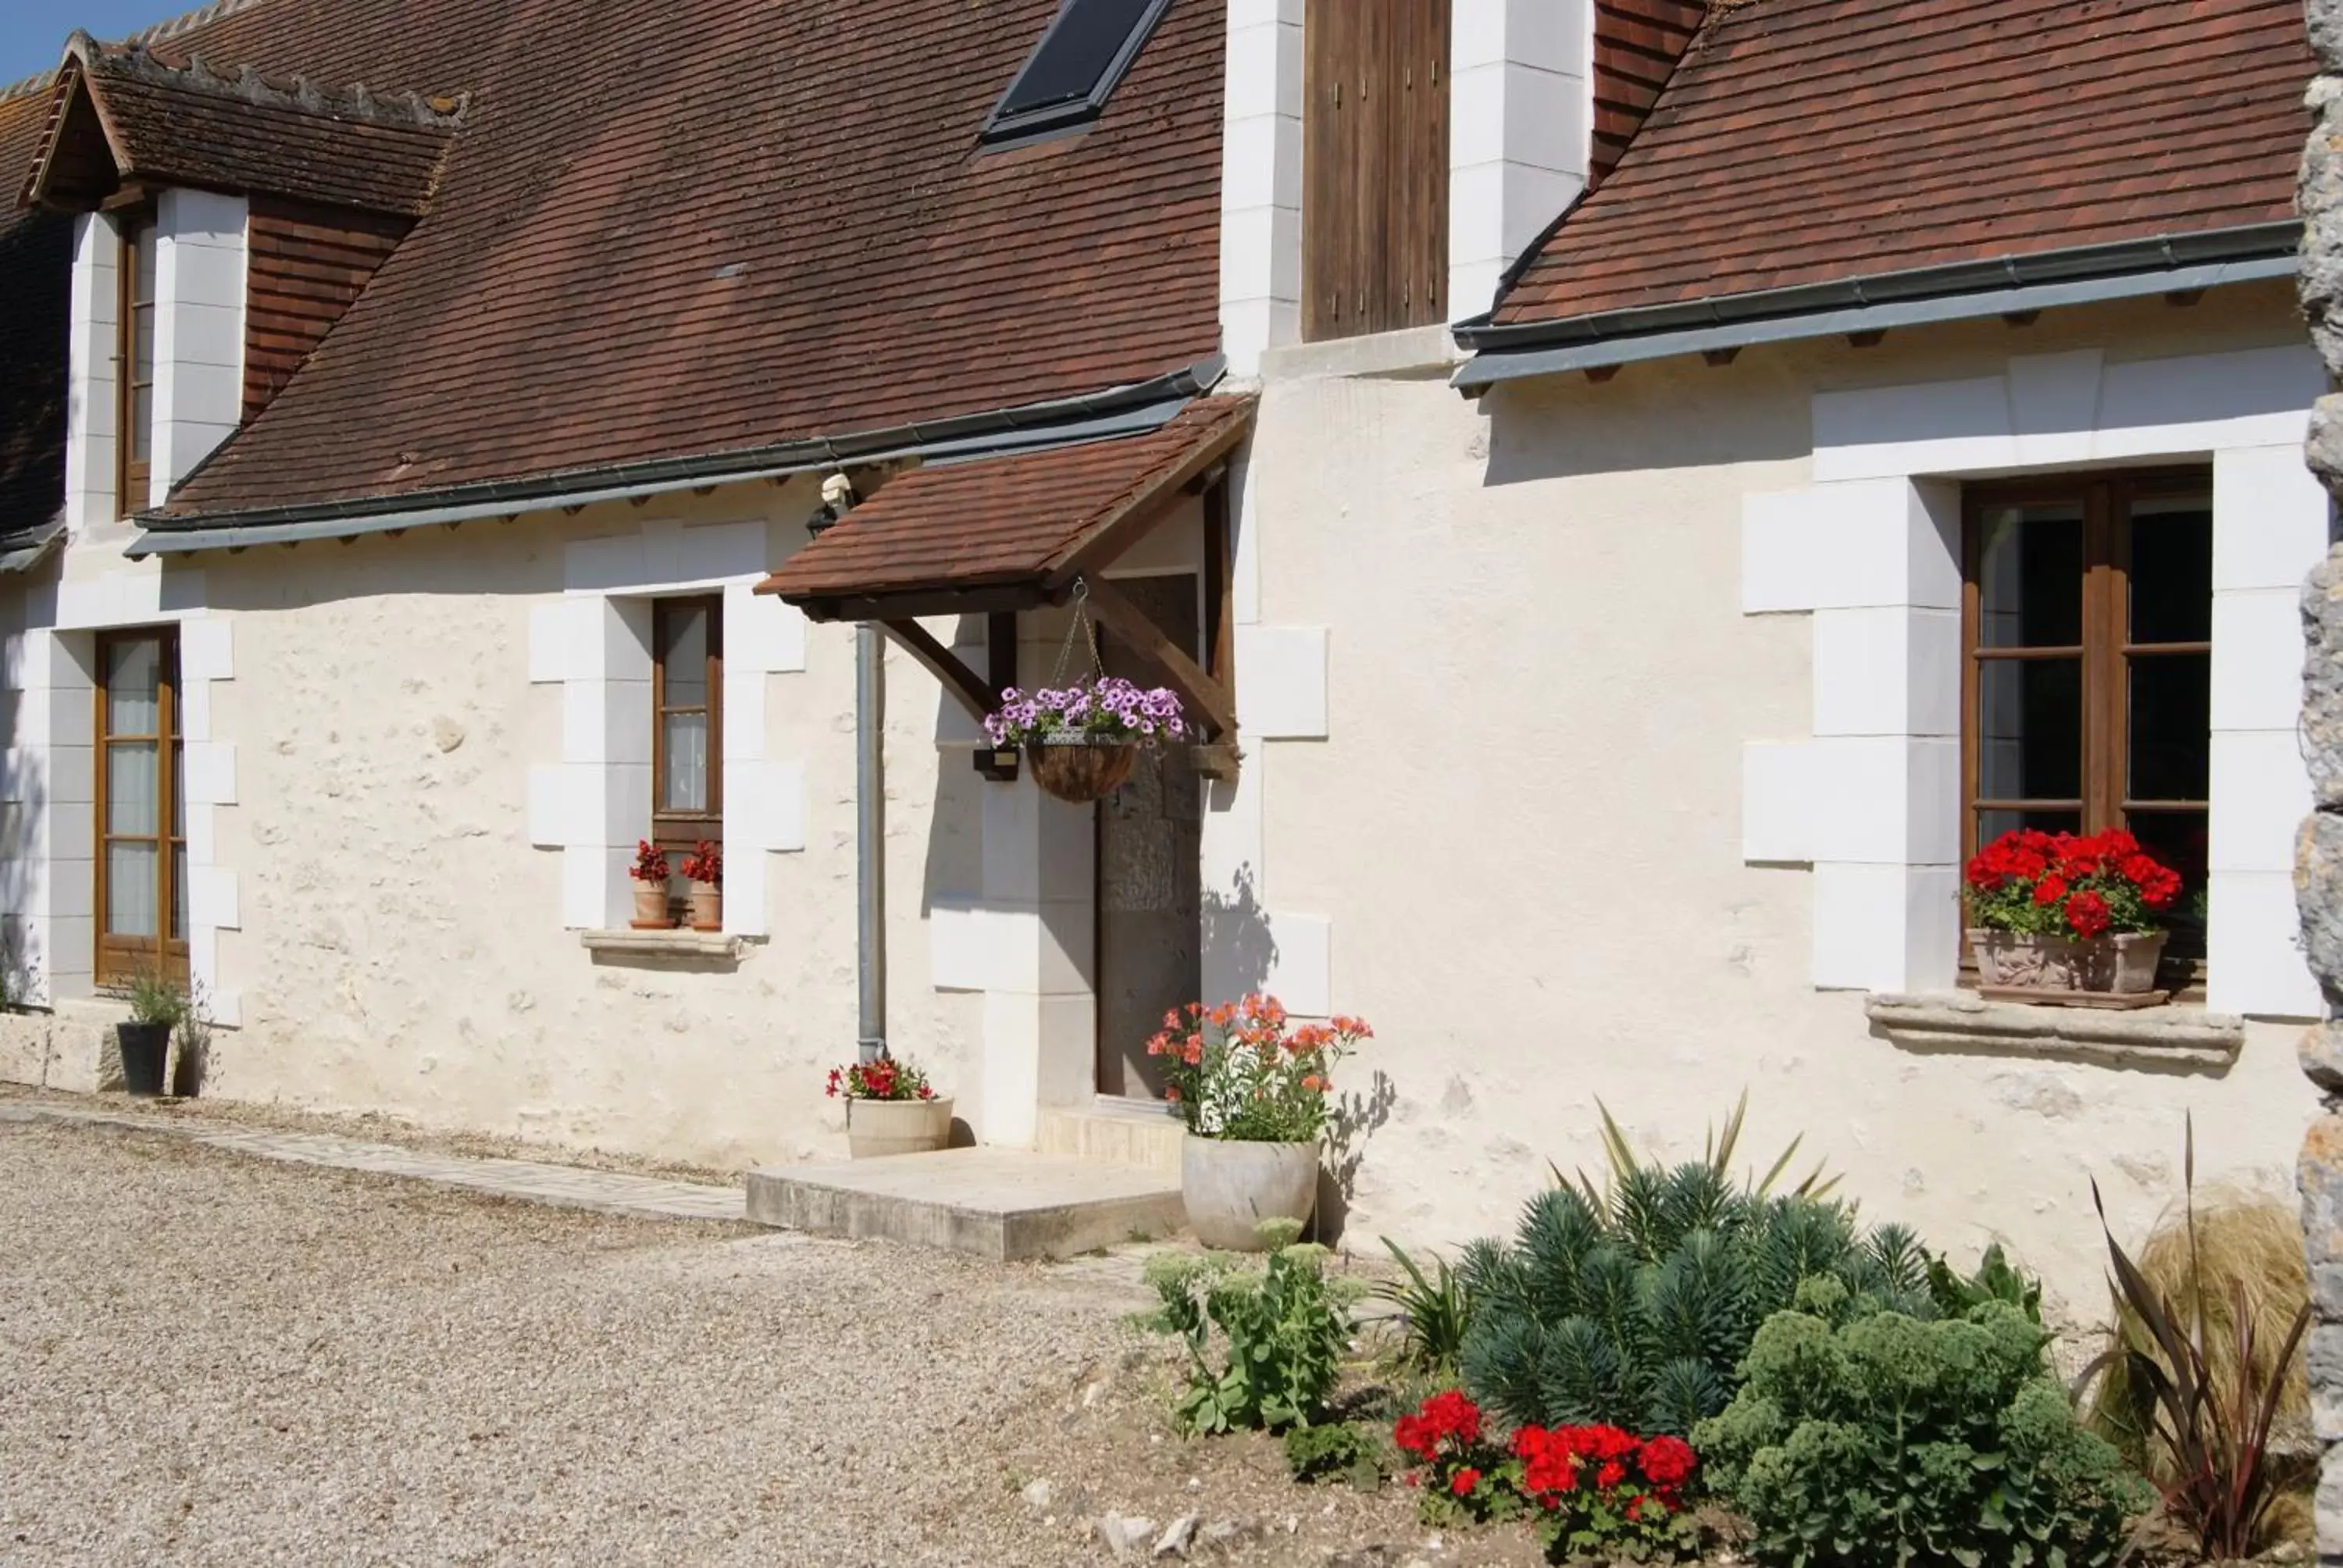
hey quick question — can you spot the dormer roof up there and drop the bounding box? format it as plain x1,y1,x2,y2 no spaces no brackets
22,32,461,216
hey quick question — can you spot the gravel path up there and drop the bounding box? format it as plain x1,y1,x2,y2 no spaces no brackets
0,1116,1539,1568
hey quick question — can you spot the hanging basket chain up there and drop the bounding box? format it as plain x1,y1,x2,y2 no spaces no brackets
1047,576,1106,688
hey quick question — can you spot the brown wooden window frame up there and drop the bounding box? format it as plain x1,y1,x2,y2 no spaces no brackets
94,627,187,990
1960,465,2213,991
650,595,723,859
115,208,157,518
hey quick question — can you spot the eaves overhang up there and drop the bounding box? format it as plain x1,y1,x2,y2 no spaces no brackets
1451,223,2302,392
128,357,1227,556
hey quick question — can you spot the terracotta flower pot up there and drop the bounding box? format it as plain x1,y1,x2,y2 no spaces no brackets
846,1096,954,1159
630,882,672,929
1968,928,2167,994
1182,1135,1319,1250
688,884,722,932
1025,736,1137,804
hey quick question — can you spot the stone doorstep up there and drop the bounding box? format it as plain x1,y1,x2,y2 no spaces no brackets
1036,1103,1186,1177
744,1146,1186,1262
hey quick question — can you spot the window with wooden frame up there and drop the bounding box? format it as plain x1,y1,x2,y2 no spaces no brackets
651,597,722,861
95,628,187,989
1961,469,2212,984
116,210,158,516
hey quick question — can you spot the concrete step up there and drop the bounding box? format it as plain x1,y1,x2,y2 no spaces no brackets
743,1147,1186,1261
1036,1103,1185,1176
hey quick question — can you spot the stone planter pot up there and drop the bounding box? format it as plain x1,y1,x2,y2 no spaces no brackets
688,883,722,932
116,1021,170,1097
846,1096,954,1159
1969,928,2168,994
1182,1135,1319,1250
629,882,672,929
1026,736,1136,804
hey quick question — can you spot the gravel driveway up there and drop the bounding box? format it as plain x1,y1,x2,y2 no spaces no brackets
0,1116,1528,1568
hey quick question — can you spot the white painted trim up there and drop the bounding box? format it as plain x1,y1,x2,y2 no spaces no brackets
1219,0,1304,376
1742,344,2326,1012
1447,0,1589,323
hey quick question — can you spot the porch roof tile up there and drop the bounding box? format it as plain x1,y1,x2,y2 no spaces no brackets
758,395,1254,610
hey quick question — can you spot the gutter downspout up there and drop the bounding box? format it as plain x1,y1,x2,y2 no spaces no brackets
856,618,887,1065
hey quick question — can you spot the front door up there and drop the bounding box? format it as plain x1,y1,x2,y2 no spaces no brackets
1093,574,1204,1102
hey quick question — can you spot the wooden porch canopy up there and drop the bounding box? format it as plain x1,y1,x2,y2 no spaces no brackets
755,394,1254,742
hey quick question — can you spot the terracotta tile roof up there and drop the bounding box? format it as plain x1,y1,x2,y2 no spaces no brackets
0,86,69,546
1491,0,2312,329
23,39,462,217
0,0,1225,525
759,396,1255,608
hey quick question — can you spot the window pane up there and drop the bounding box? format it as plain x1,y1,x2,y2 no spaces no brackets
105,639,161,733
658,604,709,709
172,741,184,832
2128,494,2213,644
130,224,157,306
1977,807,2082,850
106,843,158,937
2130,653,2210,801
2127,807,2208,939
133,308,155,383
129,384,154,466
1977,657,2081,800
172,843,186,940
107,743,159,834
1976,504,2084,647
662,712,708,812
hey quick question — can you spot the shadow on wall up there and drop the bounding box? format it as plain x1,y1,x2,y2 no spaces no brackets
1318,1068,1396,1249
1202,861,1276,1003
0,739,45,1014
1476,355,1811,490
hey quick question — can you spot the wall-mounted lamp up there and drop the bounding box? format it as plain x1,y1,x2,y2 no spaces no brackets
806,471,858,538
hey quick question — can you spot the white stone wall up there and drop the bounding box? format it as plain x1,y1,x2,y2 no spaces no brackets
149,188,246,507
1235,285,2320,1310
1449,0,1589,320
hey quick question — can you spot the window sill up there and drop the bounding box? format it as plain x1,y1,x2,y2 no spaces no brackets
1864,992,2244,1073
579,928,743,965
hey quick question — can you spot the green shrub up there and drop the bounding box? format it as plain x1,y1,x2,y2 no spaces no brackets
1458,1165,1941,1436
1145,1220,1357,1434
1283,1420,1384,1488
1374,1237,1475,1376
1927,1242,2043,1324
1693,1284,2150,1568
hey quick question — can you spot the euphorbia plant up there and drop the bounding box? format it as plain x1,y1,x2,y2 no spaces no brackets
1964,827,2181,939
629,839,670,883
824,1055,935,1101
984,677,1189,747
680,839,722,885
1146,993,1370,1142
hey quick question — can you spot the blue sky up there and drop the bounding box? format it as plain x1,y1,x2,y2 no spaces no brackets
2,2,189,90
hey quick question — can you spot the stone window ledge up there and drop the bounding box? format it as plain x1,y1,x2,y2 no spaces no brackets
579,929,744,964
1864,992,2245,1072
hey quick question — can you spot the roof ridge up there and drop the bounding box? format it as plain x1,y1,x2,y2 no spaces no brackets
0,0,272,106
70,31,467,130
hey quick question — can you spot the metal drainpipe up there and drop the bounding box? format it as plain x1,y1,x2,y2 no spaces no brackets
855,619,887,1064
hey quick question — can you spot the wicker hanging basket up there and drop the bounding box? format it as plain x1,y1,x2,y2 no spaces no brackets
1026,734,1138,804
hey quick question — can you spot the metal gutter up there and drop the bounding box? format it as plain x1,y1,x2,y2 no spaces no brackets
1452,225,2299,390
0,517,66,575
128,356,1226,557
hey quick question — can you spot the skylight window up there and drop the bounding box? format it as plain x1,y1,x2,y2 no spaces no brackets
981,0,1176,146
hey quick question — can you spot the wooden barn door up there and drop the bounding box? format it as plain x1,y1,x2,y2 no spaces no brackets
1302,0,1450,342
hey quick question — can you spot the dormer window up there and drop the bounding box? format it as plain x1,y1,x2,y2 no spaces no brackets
981,0,1175,147
117,210,156,516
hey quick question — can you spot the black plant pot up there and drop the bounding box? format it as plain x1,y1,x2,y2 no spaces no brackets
116,1022,170,1097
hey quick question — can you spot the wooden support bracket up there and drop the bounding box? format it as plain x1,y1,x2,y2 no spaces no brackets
1079,575,1240,743
878,619,996,725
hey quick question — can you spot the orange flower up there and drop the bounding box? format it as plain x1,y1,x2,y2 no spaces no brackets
1182,1039,1203,1066
1161,1008,1183,1031
1163,1085,1182,1103
1301,1074,1325,1092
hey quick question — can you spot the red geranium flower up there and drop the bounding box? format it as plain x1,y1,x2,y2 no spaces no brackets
1450,1467,1480,1497
1639,1434,1697,1488
2033,874,2068,907
2067,889,2111,938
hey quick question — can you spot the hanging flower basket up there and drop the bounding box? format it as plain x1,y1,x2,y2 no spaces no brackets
1027,732,1139,804
1963,828,2182,1002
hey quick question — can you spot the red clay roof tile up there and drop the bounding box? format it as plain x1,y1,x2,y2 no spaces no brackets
1492,0,2311,328
2,0,1225,523
759,396,1254,606
0,88,69,543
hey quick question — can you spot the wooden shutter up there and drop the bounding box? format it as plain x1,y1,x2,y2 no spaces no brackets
1302,0,1450,343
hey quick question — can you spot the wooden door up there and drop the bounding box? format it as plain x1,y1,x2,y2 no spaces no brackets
1302,0,1450,342
1094,574,1204,1101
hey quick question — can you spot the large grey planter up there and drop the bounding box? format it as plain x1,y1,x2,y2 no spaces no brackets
846,1096,954,1159
1182,1135,1318,1250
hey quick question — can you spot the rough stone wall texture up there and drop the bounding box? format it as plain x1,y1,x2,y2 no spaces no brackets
2302,10,2343,1556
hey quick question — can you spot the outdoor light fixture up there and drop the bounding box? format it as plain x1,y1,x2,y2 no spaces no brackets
806,470,857,537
